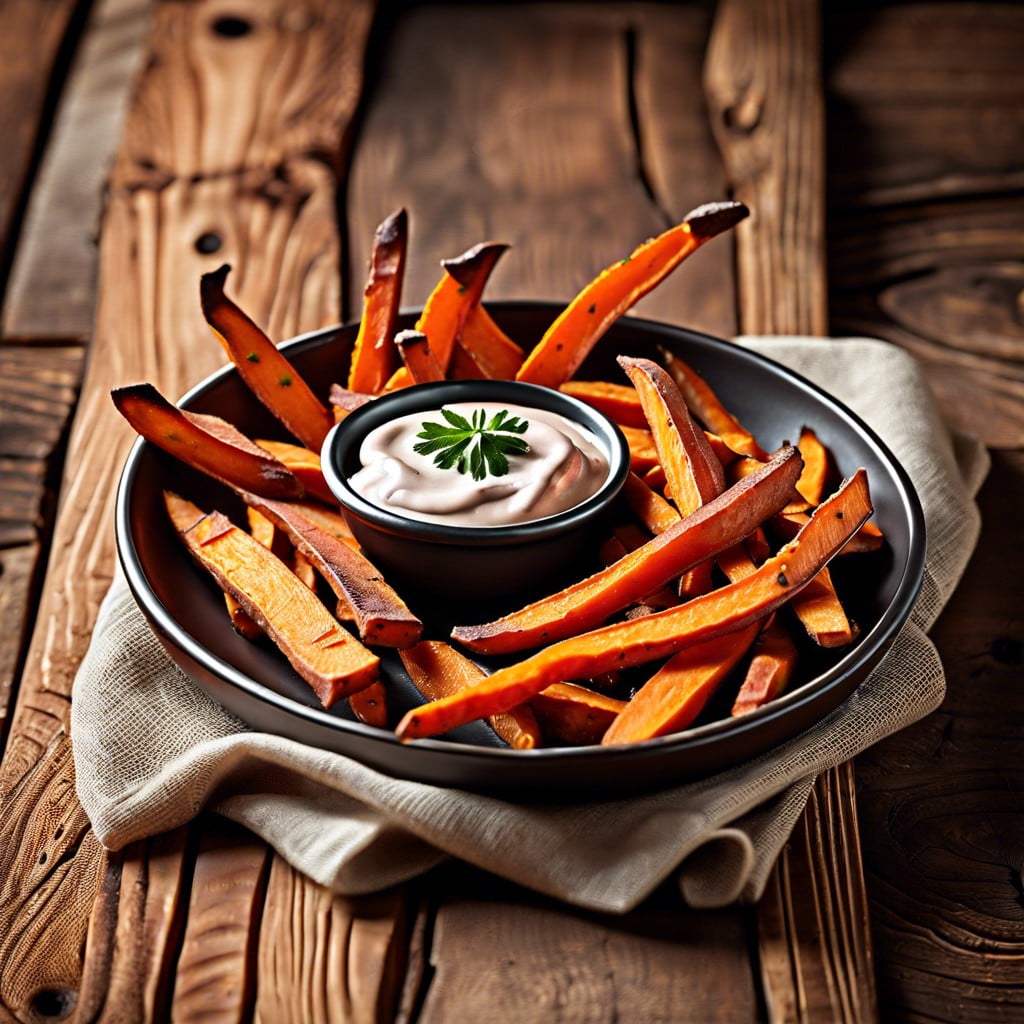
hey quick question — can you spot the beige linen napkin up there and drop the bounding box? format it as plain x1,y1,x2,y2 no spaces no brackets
71,338,988,912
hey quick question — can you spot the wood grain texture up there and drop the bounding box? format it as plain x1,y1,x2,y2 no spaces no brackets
0,732,105,1023
255,858,409,1024
0,545,37,744
829,197,1024,449
110,0,375,187
856,452,1024,1023
1,2,384,1019
74,830,190,1024
825,3,1024,207
0,0,84,274
347,4,668,317
418,887,758,1024
705,0,828,337
3,0,152,342
706,2,878,1021
172,824,270,1022
630,4,737,337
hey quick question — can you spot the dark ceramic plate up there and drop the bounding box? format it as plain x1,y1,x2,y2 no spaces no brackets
116,303,925,799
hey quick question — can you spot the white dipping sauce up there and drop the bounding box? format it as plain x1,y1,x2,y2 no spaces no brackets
349,401,609,527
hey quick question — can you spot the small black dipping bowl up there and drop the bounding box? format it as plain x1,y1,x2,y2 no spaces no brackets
320,379,630,601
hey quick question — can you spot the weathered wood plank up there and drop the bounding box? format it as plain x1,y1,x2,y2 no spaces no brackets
255,858,408,1024
418,885,758,1024
856,452,1024,1022
0,732,105,1022
705,0,828,338
0,344,83,458
3,0,152,342
829,199,1024,447
825,4,1024,207
631,4,738,338
0,545,38,752
348,7,764,1019
172,824,270,1022
0,0,86,275
74,830,191,1024
347,4,667,318
706,2,878,1021
109,0,376,188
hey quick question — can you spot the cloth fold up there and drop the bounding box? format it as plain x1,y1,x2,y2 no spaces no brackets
71,338,987,912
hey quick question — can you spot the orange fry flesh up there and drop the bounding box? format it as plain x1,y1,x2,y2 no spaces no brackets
348,208,408,394
732,618,799,716
165,493,379,708
396,329,445,384
601,625,760,745
240,493,423,649
200,265,333,451
400,642,541,750
516,201,748,388
112,383,302,499
254,439,335,505
452,445,803,655
400,471,872,741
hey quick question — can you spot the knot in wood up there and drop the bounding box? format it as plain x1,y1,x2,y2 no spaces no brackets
722,90,764,134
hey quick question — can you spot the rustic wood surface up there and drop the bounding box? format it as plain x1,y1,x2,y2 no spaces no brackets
0,1,1020,1022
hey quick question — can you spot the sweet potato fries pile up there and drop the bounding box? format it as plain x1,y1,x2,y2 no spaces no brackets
112,200,883,748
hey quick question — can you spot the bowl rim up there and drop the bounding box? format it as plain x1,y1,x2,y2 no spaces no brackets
320,378,631,543
115,301,927,765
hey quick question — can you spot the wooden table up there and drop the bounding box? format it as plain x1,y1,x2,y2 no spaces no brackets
1,1,1021,1021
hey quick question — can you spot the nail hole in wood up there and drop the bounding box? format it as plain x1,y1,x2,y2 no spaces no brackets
38,851,47,865
195,232,223,255
212,15,252,38
53,826,63,839
30,988,76,1020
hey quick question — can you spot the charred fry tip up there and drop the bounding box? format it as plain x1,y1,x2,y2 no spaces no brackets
376,207,408,245
199,262,232,313
441,241,510,285
684,200,749,239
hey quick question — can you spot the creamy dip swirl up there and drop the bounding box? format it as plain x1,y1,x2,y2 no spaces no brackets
348,401,610,527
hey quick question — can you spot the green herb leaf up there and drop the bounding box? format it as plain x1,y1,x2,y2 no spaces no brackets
413,407,531,481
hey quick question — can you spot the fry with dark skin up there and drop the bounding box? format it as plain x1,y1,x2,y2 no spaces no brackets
348,208,408,394
112,383,302,499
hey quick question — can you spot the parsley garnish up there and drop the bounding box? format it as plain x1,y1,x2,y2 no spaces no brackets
413,408,530,481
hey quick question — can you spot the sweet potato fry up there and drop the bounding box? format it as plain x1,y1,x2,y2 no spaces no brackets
659,348,768,461
329,384,374,419
618,355,725,515
396,329,445,384
399,470,872,741
165,492,379,708
601,625,760,745
559,380,650,429
529,683,627,745
279,500,355,544
399,641,541,749
622,472,680,534
386,242,509,389
731,617,799,716
795,426,831,506
619,354,727,597
349,680,388,728
450,445,803,655
455,303,524,379
621,426,660,474
515,201,748,388
348,208,408,394
240,492,423,649
254,439,335,505
112,383,302,499
200,265,333,451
